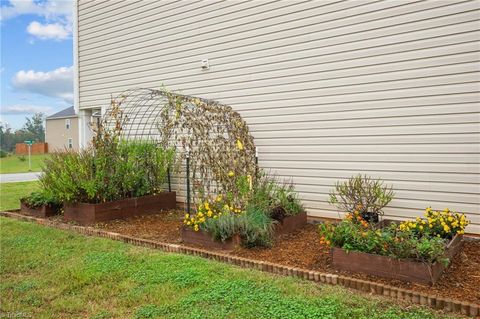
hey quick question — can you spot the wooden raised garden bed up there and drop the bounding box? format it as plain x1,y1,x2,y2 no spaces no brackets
331,234,463,285
182,228,241,250
64,192,176,226
20,200,61,218
182,212,307,250
274,212,307,235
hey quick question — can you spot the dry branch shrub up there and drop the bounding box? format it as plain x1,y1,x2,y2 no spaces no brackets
157,88,257,207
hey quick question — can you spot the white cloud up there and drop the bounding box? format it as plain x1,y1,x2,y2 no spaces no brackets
27,21,71,40
0,0,72,21
1,0,73,41
11,66,73,104
0,104,53,115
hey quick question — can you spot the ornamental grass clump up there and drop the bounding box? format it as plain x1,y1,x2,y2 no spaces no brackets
319,208,469,264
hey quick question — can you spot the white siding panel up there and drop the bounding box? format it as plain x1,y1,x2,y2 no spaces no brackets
77,0,480,233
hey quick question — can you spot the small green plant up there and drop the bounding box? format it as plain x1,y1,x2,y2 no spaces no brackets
0,149,7,158
328,174,394,221
21,191,60,209
18,155,26,162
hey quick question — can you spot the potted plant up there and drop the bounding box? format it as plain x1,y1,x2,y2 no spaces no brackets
328,174,394,223
20,191,61,218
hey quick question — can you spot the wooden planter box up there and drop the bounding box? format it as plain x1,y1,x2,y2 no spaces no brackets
182,212,307,250
64,192,176,225
274,212,307,235
331,234,463,285
182,227,241,250
20,200,60,218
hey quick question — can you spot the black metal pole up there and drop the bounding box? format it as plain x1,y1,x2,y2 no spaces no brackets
167,167,172,192
255,147,259,181
186,151,191,214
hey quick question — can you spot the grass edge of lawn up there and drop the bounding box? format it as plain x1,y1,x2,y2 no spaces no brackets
0,181,39,211
0,154,48,174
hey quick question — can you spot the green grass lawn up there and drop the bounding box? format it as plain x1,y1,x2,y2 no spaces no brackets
0,154,48,174
0,181,39,211
0,218,457,319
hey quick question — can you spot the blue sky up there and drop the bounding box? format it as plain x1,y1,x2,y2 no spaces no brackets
1,0,73,129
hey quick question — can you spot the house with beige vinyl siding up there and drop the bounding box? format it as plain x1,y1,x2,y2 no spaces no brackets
46,106,79,151
74,0,480,234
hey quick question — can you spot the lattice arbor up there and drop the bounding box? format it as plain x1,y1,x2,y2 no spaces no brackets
102,88,258,208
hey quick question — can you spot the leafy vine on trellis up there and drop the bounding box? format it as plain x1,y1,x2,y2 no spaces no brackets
158,88,257,208
104,87,258,208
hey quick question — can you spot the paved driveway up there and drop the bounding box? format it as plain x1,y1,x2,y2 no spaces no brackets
0,172,41,183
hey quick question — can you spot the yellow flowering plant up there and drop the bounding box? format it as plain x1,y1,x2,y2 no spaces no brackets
183,194,244,232
399,208,469,239
319,213,450,264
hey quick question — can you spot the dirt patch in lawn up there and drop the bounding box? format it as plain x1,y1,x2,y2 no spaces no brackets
54,210,480,304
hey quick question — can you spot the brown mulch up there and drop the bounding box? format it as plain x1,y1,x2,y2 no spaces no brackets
87,211,479,304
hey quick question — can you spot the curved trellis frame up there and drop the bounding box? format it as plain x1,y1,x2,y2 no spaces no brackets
102,88,257,208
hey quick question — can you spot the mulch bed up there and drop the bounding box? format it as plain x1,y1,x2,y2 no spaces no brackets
62,210,479,304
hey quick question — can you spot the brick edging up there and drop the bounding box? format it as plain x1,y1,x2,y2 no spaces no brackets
1,211,478,317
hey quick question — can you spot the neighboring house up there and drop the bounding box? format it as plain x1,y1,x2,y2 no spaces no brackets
73,1,480,233
46,106,79,151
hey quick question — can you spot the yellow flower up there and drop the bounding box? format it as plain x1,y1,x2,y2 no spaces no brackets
228,171,234,177
236,140,244,150
216,195,222,202
207,210,213,217
194,224,199,232
419,225,423,230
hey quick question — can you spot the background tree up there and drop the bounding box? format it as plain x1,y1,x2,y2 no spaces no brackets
0,113,46,153
0,123,16,154
21,112,45,142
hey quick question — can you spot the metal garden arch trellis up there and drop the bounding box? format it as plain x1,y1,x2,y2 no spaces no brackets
101,88,258,211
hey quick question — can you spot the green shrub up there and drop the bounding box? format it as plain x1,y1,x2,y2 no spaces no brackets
40,141,175,204
18,155,26,162
328,174,394,219
0,149,7,158
21,191,60,209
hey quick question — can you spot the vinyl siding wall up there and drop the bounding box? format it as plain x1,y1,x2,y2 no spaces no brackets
76,0,480,233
